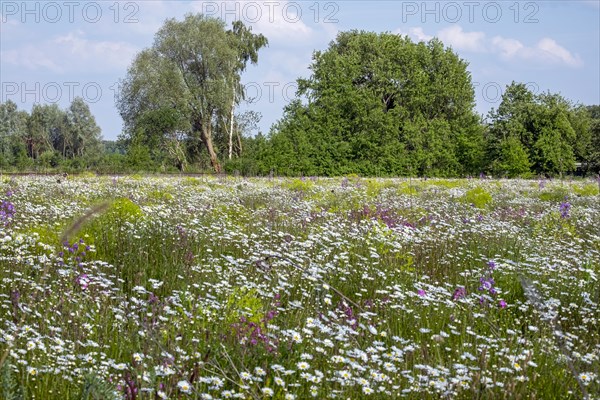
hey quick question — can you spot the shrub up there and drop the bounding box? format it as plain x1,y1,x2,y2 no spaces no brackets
573,183,599,197
538,186,569,202
463,187,493,209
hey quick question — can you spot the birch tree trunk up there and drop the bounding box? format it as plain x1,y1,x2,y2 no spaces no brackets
201,123,221,173
228,87,235,160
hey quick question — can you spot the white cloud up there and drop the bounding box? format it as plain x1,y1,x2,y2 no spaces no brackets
437,25,486,52
395,25,486,52
252,6,314,44
492,35,583,67
190,1,314,44
394,25,583,68
394,27,432,42
536,38,583,66
491,36,525,58
55,31,139,69
1,46,62,72
1,31,138,73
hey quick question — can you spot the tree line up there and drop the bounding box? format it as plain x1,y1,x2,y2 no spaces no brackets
1,14,599,177
245,32,598,177
0,98,103,171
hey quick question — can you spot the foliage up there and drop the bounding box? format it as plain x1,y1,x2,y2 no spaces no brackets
0,98,102,171
117,14,267,173
261,31,484,177
1,22,598,178
1,362,25,400
487,82,590,177
282,178,314,193
573,183,599,197
79,198,143,249
586,105,600,174
64,98,103,158
538,186,570,202
79,373,118,400
225,287,265,326
462,186,493,209
489,135,532,178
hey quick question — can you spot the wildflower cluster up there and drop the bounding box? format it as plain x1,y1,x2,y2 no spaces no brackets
0,176,597,399
559,200,571,218
231,293,280,352
58,237,92,267
0,192,15,226
478,260,506,308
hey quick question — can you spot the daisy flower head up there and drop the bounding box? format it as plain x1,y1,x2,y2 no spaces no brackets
297,361,310,370
178,380,192,394
363,386,374,395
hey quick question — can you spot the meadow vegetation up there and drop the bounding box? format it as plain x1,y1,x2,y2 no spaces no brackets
0,175,598,399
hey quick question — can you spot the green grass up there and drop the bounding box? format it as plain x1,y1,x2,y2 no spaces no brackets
0,176,598,399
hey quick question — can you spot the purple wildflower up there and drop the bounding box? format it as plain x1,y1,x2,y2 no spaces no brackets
559,201,571,218
452,287,467,301
0,200,15,225
479,277,495,292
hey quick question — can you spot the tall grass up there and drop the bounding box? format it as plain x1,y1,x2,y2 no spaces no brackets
0,176,598,399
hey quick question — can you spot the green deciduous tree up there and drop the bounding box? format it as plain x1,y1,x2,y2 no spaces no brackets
26,103,64,159
487,82,590,177
587,105,600,173
264,31,483,176
0,100,29,168
132,107,189,171
117,13,267,173
1,99,102,170
64,97,103,159
491,135,532,178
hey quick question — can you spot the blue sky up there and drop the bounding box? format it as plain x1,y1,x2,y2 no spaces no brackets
1,1,599,140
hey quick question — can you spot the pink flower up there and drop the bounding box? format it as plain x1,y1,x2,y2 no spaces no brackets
498,299,507,309
76,274,90,290
452,287,466,301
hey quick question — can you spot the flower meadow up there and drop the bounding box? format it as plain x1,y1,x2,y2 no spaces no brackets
0,175,599,399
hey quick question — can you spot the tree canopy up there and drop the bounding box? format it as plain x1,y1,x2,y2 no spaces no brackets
486,82,591,177
260,31,485,176
2,21,597,177
0,98,102,170
116,13,267,172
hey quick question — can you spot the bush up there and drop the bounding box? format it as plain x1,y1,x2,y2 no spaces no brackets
538,186,569,202
573,183,599,197
463,187,493,209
